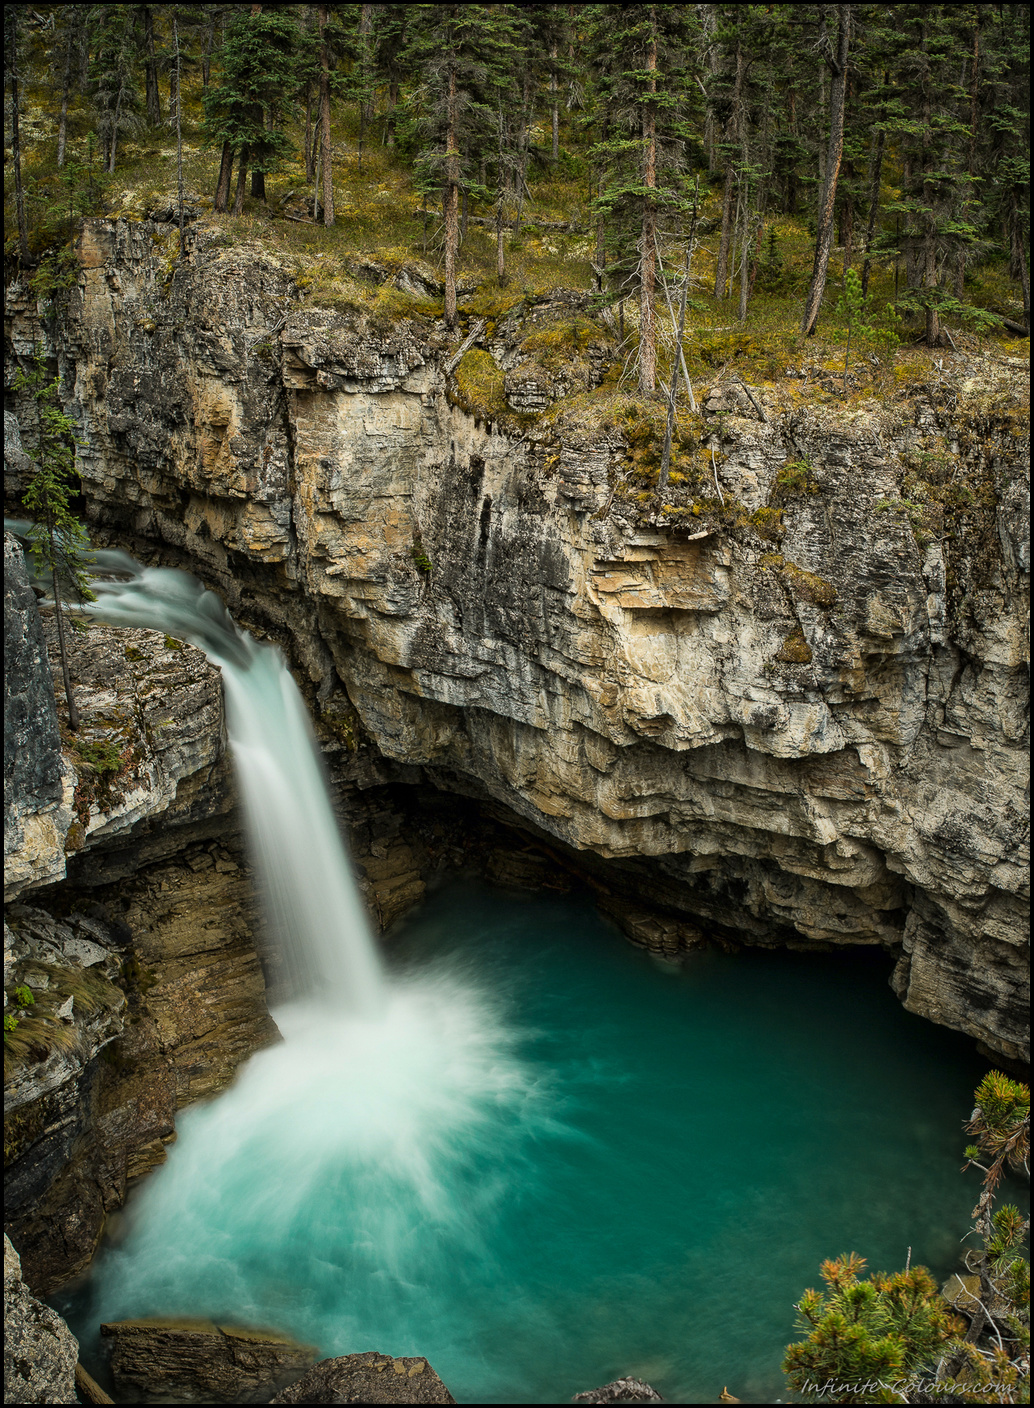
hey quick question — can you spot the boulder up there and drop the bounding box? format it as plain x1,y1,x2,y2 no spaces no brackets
571,1378,665,1403
269,1351,456,1404
3,1235,79,1404
99,1317,318,1403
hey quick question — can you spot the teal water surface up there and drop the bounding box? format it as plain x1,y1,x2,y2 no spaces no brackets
59,882,1000,1404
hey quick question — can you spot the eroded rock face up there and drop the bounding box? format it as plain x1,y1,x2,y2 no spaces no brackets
5,217,1029,1063
3,1234,79,1405
4,881,278,1294
4,534,76,900
100,1317,317,1403
269,1351,456,1405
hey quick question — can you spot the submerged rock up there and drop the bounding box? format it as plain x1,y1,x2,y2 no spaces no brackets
3,1235,79,1405
99,1317,318,1402
269,1351,456,1404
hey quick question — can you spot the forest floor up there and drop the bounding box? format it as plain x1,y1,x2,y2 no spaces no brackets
8,83,1030,413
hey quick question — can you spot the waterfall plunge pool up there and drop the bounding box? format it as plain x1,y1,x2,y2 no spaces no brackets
55,879,1002,1405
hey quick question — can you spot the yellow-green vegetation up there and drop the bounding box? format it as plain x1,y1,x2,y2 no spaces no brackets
319,705,359,753
781,562,837,608
774,627,813,664
759,554,837,609
65,720,140,834
3,963,125,1082
771,457,820,498
750,507,785,541
449,348,508,425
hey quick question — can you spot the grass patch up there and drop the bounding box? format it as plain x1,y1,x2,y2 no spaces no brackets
4,963,125,1082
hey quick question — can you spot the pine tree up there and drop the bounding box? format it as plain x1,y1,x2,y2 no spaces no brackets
587,4,701,393
204,4,300,213
90,3,142,174
6,4,31,262
783,1253,963,1402
401,4,522,324
14,349,93,733
800,4,853,336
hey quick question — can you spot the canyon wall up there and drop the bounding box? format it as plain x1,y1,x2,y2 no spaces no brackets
5,218,1029,1085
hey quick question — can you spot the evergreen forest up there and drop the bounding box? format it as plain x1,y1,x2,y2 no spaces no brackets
4,3,1030,404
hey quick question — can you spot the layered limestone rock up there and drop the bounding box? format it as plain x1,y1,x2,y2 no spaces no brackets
4,524,235,895
100,1317,317,1403
4,865,278,1293
5,216,1029,1063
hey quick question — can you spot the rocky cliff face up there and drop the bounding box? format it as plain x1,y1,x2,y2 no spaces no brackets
5,217,1029,1071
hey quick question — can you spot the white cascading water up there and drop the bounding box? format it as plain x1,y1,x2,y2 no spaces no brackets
79,556,561,1388
90,562,384,1011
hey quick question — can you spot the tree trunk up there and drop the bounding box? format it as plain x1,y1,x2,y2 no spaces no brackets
920,16,939,346
304,84,314,182
251,169,266,201
638,14,658,395
232,147,249,215
144,6,161,125
860,124,885,295
214,143,234,212
50,547,80,732
318,4,335,226
800,5,851,336
57,24,73,169
444,65,460,326
738,218,752,323
174,12,185,256
8,8,30,262
658,241,692,493
550,44,559,160
713,40,744,300
202,12,214,87
1013,215,1030,333
714,167,736,300
385,81,399,145
515,75,532,236
107,80,124,173
357,3,373,173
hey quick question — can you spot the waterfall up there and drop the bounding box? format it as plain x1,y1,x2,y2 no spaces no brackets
88,562,384,1014
49,543,568,1394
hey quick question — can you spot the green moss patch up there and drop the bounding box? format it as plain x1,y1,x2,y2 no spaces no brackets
450,348,507,423
774,627,813,664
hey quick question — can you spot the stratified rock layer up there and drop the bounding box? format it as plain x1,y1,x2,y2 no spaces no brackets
100,1317,317,1403
5,217,1029,1064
